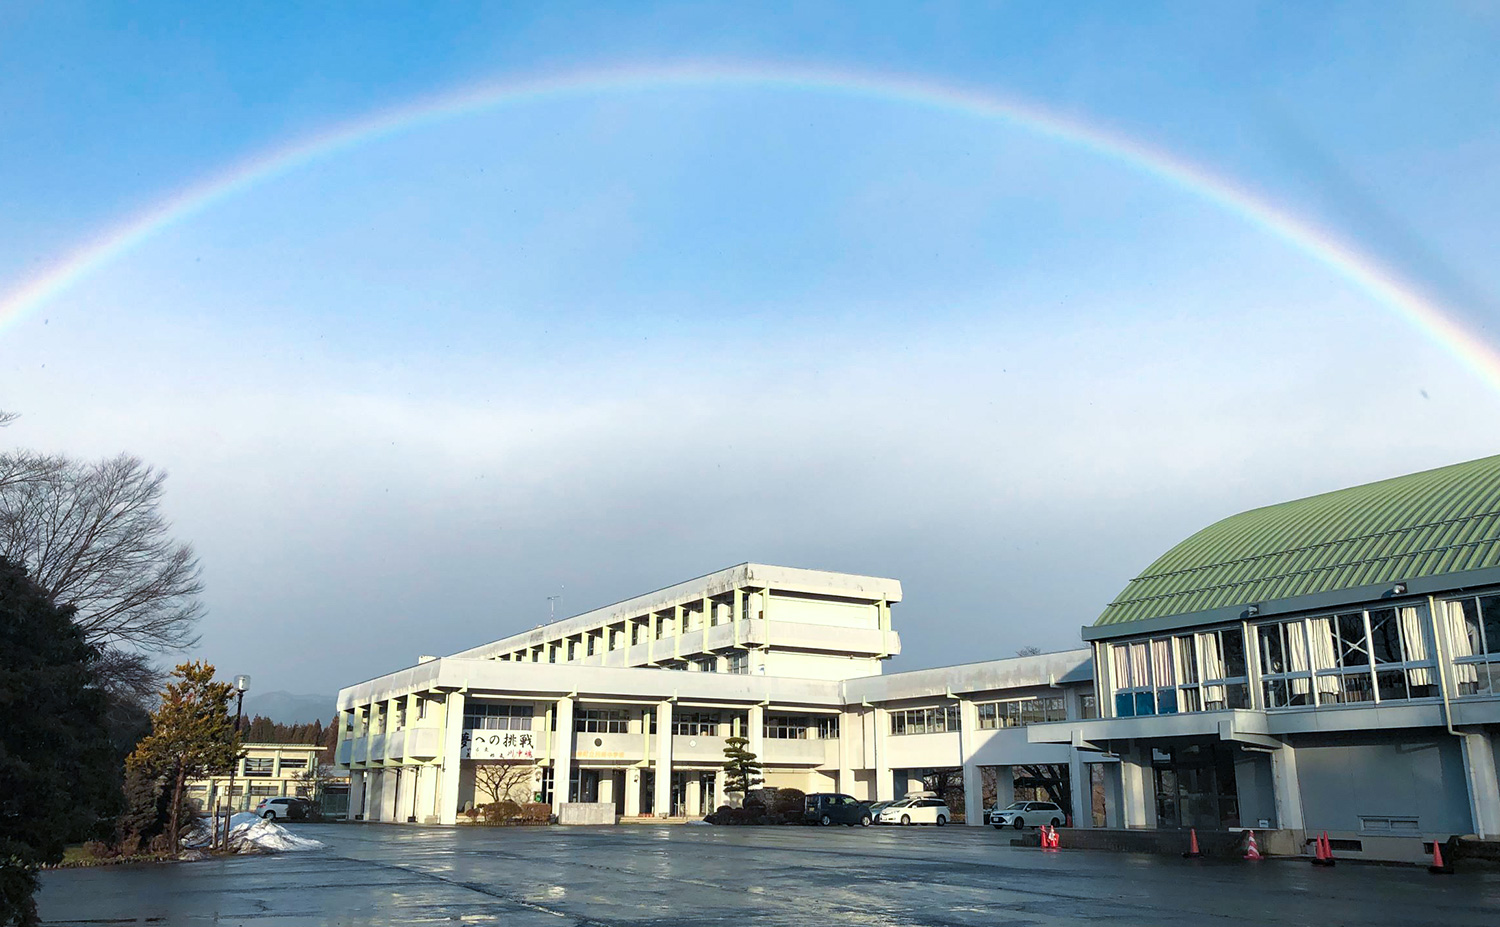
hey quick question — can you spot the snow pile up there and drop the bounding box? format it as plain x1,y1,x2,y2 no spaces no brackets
184,812,324,854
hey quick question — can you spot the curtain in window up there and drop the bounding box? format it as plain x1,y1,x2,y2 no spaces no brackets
1399,606,1433,686
1198,631,1226,704
1151,639,1175,687
1129,642,1150,688
1446,600,1479,686
1111,644,1131,690
1284,620,1312,697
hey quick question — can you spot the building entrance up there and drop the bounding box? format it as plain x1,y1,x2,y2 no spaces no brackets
1152,742,1239,830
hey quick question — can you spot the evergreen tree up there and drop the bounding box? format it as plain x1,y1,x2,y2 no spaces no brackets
0,557,116,927
721,736,763,800
125,662,242,856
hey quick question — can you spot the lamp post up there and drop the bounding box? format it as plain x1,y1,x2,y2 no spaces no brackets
221,674,250,849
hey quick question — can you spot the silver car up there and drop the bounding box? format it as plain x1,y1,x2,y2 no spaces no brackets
987,800,1064,829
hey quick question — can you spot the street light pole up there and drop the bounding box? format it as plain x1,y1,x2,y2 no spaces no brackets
222,674,251,850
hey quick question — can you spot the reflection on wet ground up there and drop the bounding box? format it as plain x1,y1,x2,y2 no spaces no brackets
39,822,1500,926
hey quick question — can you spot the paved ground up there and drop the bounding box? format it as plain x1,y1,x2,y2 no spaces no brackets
38,823,1500,926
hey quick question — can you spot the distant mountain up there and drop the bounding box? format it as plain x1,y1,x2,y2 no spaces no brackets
241,691,337,725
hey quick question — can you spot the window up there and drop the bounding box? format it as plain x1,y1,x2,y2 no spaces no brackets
693,656,717,673
672,711,719,736
1079,693,1098,720
815,715,839,739
393,702,406,731
1111,627,1248,717
464,703,534,731
416,697,427,721
587,634,597,656
764,714,812,739
975,696,1064,729
249,784,279,796
567,640,578,661
1258,606,1435,709
1445,594,1500,697
575,709,629,734
548,645,558,664
727,652,750,675
278,757,307,771
243,757,274,777
888,705,960,735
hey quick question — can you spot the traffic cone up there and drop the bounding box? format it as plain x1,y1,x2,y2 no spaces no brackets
1050,826,1061,849
1243,830,1261,860
1183,828,1202,859
1311,831,1334,867
1428,838,1453,875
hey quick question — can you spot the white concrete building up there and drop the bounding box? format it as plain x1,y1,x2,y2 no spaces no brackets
335,563,1097,825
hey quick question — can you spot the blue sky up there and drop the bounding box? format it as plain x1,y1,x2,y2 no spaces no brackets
2,2,1499,700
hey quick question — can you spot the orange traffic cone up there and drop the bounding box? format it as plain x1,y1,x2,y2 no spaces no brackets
1184,828,1202,859
1429,838,1453,874
1050,826,1061,849
1311,831,1334,867
1243,829,1261,860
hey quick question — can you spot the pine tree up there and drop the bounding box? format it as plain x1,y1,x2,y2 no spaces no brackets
125,662,242,856
721,736,763,800
0,557,116,927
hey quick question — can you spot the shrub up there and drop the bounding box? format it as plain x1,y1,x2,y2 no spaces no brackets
519,803,552,824
481,800,522,824
81,840,114,860
768,788,805,824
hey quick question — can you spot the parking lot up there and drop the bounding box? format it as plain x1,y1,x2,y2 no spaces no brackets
39,823,1500,926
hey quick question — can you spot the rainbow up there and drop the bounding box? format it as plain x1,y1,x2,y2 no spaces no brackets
4,61,1498,390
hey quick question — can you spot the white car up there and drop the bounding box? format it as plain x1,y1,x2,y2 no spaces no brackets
877,796,950,826
987,800,1064,829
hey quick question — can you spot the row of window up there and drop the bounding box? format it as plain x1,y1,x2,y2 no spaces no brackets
464,703,535,731
889,705,960,736
496,598,765,663
976,696,1066,729
1108,595,1500,716
764,714,840,740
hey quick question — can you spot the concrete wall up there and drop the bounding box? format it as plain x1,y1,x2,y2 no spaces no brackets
1293,731,1471,836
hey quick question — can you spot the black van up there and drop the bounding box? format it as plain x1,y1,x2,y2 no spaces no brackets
803,793,873,827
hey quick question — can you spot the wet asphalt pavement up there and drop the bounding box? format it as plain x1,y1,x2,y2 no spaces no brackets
38,822,1500,926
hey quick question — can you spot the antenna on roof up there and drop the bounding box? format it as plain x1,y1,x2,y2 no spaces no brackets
547,592,562,624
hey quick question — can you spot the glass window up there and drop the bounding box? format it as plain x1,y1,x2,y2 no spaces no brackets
575,709,629,734
672,711,719,736
465,703,535,731
1259,606,1436,709
693,656,717,673
242,757,274,777
765,714,810,739
815,716,840,739
726,652,750,675
888,705,960,735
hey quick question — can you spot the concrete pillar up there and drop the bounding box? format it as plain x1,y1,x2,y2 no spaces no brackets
873,708,894,801
994,765,1015,810
838,708,856,801
1103,761,1124,828
1462,731,1500,839
733,588,744,646
437,691,465,825
624,768,642,817
1271,743,1305,831
1068,749,1089,828
1119,743,1153,829
654,702,673,816
748,704,765,768
598,770,616,808
416,763,439,823
552,697,574,815
686,776,701,816
348,769,366,821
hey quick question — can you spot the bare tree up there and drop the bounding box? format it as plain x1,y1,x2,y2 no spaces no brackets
1016,645,1043,657
473,761,537,805
1013,763,1071,813
0,451,203,696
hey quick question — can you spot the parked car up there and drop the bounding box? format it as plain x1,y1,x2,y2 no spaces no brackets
877,796,950,826
987,800,1064,829
865,800,895,823
803,792,873,826
255,796,315,821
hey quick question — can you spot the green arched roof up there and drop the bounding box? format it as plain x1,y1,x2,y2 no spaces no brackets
1095,454,1500,627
